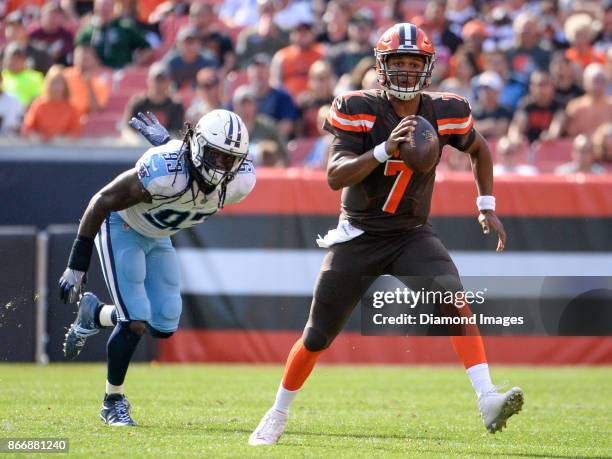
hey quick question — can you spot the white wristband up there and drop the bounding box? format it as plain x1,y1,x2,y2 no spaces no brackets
477,195,496,211
373,141,391,163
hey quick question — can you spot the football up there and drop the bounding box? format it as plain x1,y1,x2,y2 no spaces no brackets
398,115,439,173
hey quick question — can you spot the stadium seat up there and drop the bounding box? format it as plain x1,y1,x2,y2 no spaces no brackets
287,137,318,167
105,92,133,113
113,67,150,92
226,69,249,95
81,112,121,138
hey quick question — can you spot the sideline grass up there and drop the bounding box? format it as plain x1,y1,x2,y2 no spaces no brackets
0,364,610,458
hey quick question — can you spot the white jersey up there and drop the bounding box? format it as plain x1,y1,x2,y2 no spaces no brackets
119,140,256,238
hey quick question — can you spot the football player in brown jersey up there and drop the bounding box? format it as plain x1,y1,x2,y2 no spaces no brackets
250,23,523,445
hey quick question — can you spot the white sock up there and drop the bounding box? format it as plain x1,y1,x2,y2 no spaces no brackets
466,363,494,397
272,384,299,414
99,305,115,327
106,381,124,395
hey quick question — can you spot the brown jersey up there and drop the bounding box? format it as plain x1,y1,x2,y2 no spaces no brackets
323,89,476,234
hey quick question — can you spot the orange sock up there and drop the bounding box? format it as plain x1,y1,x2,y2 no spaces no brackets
450,335,487,369
281,338,322,391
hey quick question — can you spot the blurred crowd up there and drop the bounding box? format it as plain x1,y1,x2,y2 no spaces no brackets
0,0,611,174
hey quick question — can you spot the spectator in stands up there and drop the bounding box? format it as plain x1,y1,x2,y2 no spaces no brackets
555,134,604,175
1,42,44,107
186,68,222,117
233,85,288,167
592,122,612,170
493,136,538,176
455,19,487,74
75,0,152,69
0,70,24,135
28,2,74,67
505,13,551,85
163,26,217,90
274,0,315,31
439,48,477,101
303,104,333,169
63,44,110,117
414,1,463,55
236,0,289,69
482,49,526,109
218,0,259,28
185,68,224,124
509,71,564,145
122,61,184,141
549,52,584,107
149,0,191,23
246,53,298,138
187,2,236,74
318,0,349,45
326,9,375,79
564,64,612,137
564,13,605,70
334,56,375,95
594,1,612,54
22,65,80,141
2,10,53,74
445,0,477,33
361,68,379,91
607,48,612,96
472,71,513,139
296,60,335,138
270,16,324,98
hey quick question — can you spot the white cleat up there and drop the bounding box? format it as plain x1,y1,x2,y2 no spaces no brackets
478,386,524,433
248,408,289,445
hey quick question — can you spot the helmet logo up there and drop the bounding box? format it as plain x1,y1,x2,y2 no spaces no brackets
224,113,243,149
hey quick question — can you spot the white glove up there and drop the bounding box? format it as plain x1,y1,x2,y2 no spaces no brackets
58,268,86,304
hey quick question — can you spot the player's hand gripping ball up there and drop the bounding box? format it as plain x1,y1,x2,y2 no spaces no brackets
398,116,439,173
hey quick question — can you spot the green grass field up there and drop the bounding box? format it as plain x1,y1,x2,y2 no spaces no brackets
0,365,610,458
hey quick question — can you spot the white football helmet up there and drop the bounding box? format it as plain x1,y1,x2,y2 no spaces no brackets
189,109,249,189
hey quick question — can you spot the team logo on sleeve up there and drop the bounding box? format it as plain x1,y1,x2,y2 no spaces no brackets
138,163,149,179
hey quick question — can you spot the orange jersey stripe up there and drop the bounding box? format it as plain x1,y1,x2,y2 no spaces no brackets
438,126,473,135
437,116,472,126
328,116,372,132
330,106,377,123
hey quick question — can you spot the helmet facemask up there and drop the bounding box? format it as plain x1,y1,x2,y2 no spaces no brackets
189,129,246,191
376,52,435,100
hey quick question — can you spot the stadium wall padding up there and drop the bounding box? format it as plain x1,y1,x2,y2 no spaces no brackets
0,227,37,362
1,156,612,364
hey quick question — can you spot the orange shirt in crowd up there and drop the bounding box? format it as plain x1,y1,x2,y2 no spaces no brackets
63,67,111,116
22,98,81,140
5,0,45,14
275,44,325,97
565,47,605,68
139,0,166,23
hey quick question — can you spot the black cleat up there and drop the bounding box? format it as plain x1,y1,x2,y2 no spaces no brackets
63,292,101,360
100,394,137,426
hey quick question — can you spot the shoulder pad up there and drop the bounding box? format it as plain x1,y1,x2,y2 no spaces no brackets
429,92,474,136
327,90,378,133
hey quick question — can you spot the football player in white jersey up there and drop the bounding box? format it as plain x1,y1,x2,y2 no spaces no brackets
58,110,255,426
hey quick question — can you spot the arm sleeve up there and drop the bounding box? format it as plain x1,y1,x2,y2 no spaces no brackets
323,95,369,155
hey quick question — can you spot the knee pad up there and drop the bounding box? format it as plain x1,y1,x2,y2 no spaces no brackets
302,326,331,352
108,321,143,351
128,320,146,336
146,323,175,339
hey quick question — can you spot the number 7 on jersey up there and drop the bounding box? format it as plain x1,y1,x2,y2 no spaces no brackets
382,160,414,213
